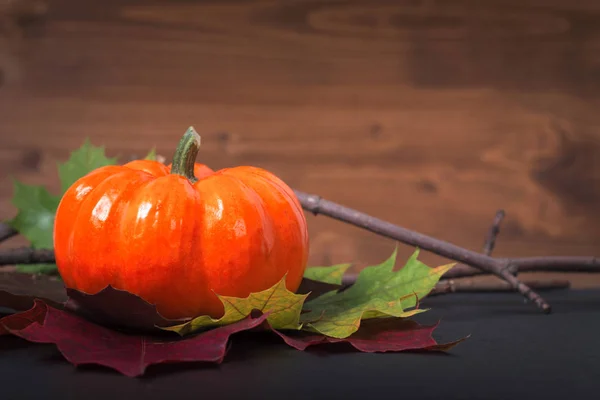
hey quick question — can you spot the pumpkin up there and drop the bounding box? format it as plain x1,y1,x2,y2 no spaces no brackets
53,128,309,319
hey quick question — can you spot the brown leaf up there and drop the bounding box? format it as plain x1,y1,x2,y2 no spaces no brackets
65,286,191,334
0,272,66,312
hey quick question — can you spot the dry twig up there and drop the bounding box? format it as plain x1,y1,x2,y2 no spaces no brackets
483,210,505,256
294,190,598,313
0,244,54,265
430,279,570,296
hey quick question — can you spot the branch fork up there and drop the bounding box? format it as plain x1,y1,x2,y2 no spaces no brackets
293,190,599,313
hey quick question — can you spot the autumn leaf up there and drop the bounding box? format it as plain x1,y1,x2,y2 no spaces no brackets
296,277,342,302
303,263,351,285
0,252,466,377
0,300,47,336
163,276,308,336
299,248,455,339
64,286,191,334
1,300,268,377
57,138,117,193
274,317,467,352
0,271,67,312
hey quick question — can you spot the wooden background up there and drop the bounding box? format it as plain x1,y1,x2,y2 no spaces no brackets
1,0,599,286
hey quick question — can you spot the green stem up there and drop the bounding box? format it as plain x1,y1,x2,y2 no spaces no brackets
170,127,201,183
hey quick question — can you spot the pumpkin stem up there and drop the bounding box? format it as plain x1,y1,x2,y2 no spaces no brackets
171,126,201,183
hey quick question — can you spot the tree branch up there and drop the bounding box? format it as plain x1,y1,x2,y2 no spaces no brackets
483,210,505,256
0,247,54,265
430,279,570,296
441,256,600,279
293,190,600,313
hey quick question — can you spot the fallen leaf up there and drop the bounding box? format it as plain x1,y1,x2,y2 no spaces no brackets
0,272,66,312
65,286,190,334
274,317,467,352
300,248,455,338
0,300,47,335
1,300,268,377
296,278,342,302
0,274,188,333
164,276,307,336
303,263,351,285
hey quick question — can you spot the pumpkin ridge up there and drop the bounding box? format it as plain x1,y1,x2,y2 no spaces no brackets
221,172,277,291
68,168,157,292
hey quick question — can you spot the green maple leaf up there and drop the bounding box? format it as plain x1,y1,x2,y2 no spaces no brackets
303,263,351,285
162,276,308,336
8,181,60,248
7,139,117,274
299,248,454,339
8,181,60,273
57,139,117,193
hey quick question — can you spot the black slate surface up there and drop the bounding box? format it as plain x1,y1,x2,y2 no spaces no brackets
1,289,599,400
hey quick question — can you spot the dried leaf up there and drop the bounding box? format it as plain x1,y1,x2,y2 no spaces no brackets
274,317,467,352
65,286,190,334
163,276,307,336
1,300,268,377
0,299,47,335
0,272,66,311
300,249,455,338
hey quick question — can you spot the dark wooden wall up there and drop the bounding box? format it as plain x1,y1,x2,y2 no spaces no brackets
1,0,599,285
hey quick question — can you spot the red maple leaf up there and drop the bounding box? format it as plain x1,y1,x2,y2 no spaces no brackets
273,318,466,352
0,300,268,377
0,274,467,378
0,301,46,335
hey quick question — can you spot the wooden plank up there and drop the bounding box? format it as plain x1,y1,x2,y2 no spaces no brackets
0,0,599,286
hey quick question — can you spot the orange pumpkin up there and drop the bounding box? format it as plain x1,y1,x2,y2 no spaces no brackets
53,128,309,319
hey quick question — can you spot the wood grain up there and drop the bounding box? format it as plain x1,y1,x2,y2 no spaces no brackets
1,0,599,286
